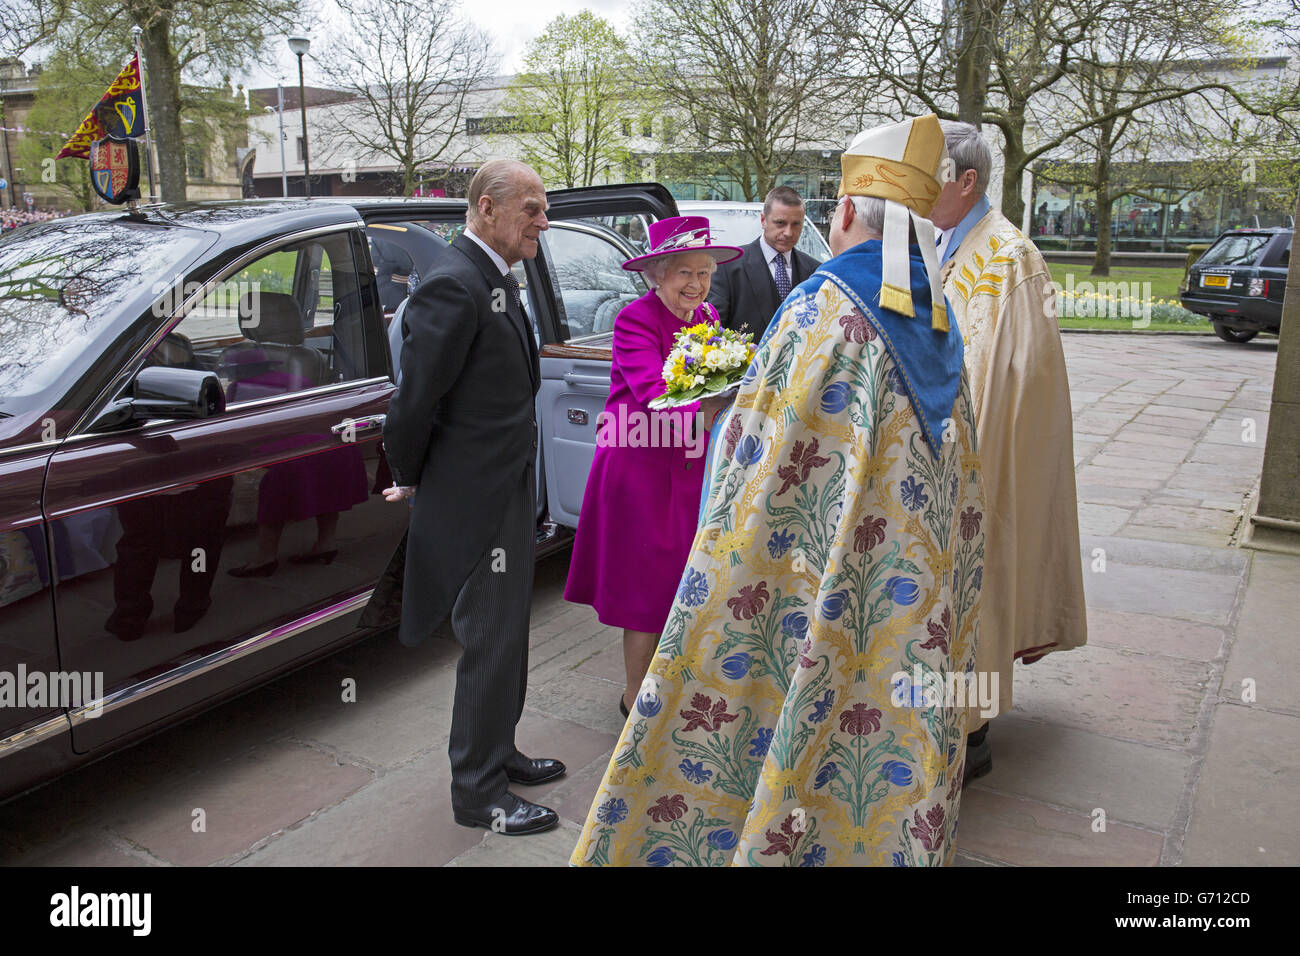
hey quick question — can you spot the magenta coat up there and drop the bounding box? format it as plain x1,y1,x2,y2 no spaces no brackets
564,290,714,633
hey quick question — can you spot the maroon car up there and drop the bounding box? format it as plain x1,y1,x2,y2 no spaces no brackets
0,186,674,802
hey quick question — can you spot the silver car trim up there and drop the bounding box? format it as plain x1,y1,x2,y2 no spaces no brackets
0,713,72,757
72,221,366,439
65,590,374,728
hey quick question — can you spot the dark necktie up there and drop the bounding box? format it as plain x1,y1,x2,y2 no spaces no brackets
503,271,524,315
773,253,791,300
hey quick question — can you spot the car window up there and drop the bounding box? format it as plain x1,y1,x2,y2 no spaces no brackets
1199,234,1272,267
153,231,378,404
541,224,647,342
0,219,210,431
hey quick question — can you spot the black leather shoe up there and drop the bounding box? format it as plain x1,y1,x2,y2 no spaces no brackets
962,727,992,788
505,755,566,786
453,791,559,835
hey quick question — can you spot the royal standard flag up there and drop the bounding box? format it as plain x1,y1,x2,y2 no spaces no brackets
56,54,144,160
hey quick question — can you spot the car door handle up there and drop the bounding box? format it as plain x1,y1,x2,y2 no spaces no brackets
331,414,386,436
562,373,610,389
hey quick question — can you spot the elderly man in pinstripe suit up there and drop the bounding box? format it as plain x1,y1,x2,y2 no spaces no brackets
378,159,565,836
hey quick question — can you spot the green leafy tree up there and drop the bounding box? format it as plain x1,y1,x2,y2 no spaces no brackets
4,0,301,201
14,48,118,210
497,11,636,188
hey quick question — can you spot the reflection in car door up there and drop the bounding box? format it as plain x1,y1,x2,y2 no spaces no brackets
43,226,407,753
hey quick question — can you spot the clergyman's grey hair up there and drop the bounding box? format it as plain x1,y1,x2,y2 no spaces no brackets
850,195,887,235
939,120,992,195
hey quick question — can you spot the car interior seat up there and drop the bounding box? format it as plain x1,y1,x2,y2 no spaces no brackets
218,291,327,403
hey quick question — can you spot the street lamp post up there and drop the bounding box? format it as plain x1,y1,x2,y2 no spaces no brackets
288,36,311,198
277,82,288,197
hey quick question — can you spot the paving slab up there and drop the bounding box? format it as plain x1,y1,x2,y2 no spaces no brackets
1008,643,1213,749
110,739,373,866
1084,608,1226,661
955,788,1164,866
976,715,1192,829
1183,705,1300,866
237,748,479,866
1220,552,1300,714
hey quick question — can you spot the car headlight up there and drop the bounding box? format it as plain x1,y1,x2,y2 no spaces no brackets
1248,278,1267,296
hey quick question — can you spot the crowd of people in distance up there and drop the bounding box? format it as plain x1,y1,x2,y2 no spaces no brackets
1,207,70,233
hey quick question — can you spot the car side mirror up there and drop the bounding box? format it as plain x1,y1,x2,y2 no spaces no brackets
89,366,226,432
132,366,226,420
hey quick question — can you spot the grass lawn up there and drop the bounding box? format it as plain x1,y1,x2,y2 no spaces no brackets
1057,316,1211,332
1047,262,1187,302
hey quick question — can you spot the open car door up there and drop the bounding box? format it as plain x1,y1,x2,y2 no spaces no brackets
526,184,678,530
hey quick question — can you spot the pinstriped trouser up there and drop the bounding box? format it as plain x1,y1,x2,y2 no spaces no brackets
447,462,536,807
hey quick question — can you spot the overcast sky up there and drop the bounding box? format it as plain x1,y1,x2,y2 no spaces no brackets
243,0,635,89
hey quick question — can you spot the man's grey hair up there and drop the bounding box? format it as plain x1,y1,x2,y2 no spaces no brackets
466,158,535,227
848,195,887,235
642,252,718,290
939,120,991,196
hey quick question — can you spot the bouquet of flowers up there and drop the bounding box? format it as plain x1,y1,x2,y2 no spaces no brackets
648,320,757,410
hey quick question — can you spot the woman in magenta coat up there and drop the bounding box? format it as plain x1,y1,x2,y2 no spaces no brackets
564,216,742,717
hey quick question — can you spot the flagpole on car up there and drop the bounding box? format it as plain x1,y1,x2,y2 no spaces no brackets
130,25,159,203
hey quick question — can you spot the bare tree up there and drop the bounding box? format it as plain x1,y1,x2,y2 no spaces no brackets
634,0,851,200
316,0,497,196
842,0,1291,228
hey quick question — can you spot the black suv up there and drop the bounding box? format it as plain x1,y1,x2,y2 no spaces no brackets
1181,228,1291,343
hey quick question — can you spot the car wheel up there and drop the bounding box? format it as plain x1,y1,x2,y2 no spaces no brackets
1212,321,1258,344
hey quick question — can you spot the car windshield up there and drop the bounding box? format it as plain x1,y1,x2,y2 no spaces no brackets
0,217,210,424
691,207,832,262
1199,233,1272,267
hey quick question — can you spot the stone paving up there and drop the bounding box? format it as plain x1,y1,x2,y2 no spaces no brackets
2,332,1296,867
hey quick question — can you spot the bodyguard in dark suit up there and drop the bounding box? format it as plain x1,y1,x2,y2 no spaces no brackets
377,159,564,836
706,185,820,336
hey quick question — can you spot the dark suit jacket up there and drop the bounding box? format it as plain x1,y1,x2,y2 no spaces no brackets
372,233,540,646
707,238,820,336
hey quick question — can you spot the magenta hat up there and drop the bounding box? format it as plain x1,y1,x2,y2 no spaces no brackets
621,215,744,272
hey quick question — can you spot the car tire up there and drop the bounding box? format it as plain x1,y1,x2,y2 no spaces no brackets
1212,321,1258,344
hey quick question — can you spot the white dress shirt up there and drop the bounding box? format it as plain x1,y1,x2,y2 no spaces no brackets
758,235,794,285
463,227,510,276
